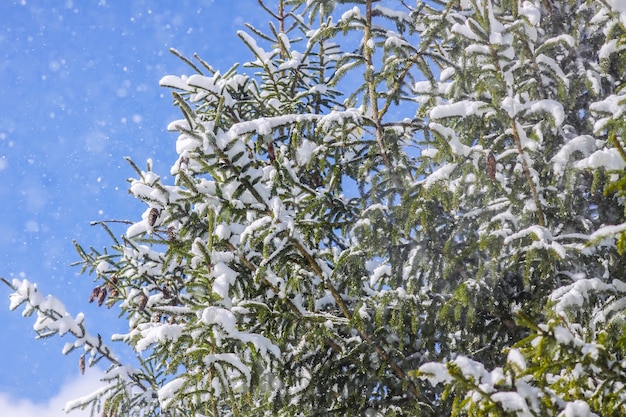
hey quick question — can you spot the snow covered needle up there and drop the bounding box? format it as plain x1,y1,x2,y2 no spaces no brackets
1,277,119,363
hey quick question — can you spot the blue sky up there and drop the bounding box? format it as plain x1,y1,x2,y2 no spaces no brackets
0,1,263,414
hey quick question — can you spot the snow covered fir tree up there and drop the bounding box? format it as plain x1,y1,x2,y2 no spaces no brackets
4,0,626,415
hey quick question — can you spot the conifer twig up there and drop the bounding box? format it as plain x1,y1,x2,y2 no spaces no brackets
363,0,404,190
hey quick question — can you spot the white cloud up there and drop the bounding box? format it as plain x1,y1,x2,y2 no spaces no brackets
0,367,106,417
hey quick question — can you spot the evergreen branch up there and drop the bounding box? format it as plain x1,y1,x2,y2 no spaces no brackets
192,52,216,74
90,220,130,246
90,219,134,225
1,277,122,363
378,51,422,119
124,156,145,182
257,0,280,21
363,0,404,191
169,48,203,74
171,91,197,129
222,240,306,317
222,240,347,357
609,130,626,162
288,236,426,404
0,277,152,395
510,118,546,227
522,40,548,100
484,29,547,227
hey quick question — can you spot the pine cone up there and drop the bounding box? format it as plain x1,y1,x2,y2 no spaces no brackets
89,286,101,303
97,287,108,307
487,152,497,181
138,293,148,311
148,208,159,226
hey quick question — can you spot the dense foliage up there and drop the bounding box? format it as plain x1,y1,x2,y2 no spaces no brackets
4,0,626,415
